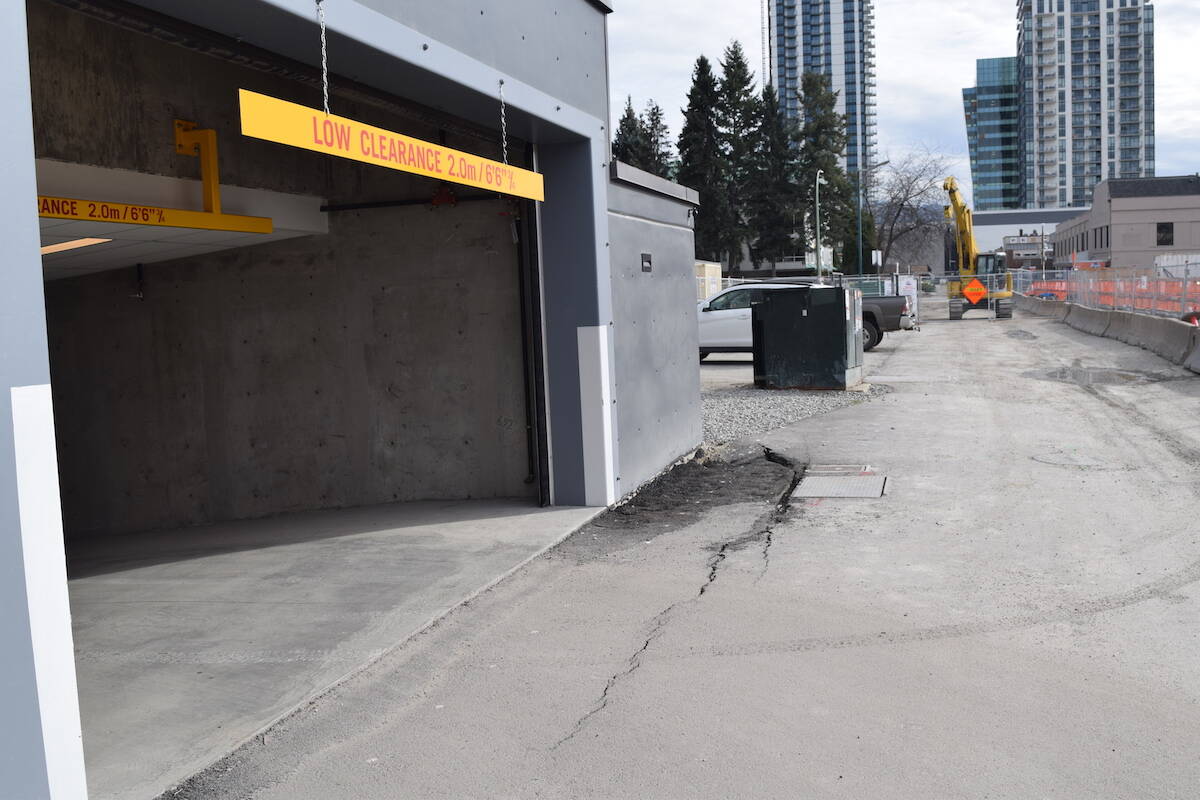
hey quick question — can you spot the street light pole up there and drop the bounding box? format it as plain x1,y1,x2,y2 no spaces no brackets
815,168,825,275
857,173,864,277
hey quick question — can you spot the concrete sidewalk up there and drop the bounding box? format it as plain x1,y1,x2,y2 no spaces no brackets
163,304,1200,799
69,500,600,800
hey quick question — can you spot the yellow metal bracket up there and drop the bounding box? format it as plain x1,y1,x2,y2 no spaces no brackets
175,119,222,214
37,121,273,236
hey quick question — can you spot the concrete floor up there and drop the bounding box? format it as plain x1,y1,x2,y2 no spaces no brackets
169,298,1200,799
68,499,600,800
698,352,753,390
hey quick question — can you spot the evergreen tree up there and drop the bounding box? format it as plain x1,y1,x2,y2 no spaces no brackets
642,101,673,179
612,96,651,169
748,84,798,272
793,72,852,271
676,56,728,263
715,41,760,272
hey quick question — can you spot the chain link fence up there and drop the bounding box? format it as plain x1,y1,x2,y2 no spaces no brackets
1013,266,1200,320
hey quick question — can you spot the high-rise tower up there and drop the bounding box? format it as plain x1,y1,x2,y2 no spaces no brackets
963,57,1021,211
1016,0,1155,209
770,0,877,177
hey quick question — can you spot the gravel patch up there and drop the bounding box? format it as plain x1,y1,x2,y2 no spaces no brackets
703,383,888,445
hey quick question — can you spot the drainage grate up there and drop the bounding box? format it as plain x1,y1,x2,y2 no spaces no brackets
792,475,887,499
803,465,873,477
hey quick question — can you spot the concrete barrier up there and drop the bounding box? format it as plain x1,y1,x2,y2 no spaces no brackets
1106,311,1134,345
1015,294,1067,319
1184,326,1200,374
1014,294,1037,313
1042,299,1200,370
1136,316,1199,364
1065,305,1112,337
1120,312,1156,350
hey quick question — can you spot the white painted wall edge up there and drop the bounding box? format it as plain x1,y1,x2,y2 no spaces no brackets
11,384,88,799
576,326,616,507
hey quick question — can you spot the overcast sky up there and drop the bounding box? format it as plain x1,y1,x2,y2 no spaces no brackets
607,0,1198,211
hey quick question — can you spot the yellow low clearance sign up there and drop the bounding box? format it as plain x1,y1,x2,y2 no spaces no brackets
238,89,545,202
38,195,272,234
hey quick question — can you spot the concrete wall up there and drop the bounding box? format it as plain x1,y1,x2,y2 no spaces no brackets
1110,197,1200,268
84,0,620,508
46,201,532,536
607,163,702,496
31,2,533,535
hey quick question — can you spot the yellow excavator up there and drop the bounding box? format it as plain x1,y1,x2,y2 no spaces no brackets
943,177,1013,320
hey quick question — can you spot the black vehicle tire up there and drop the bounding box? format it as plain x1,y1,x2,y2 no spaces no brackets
699,350,710,361
863,320,882,352
949,299,964,320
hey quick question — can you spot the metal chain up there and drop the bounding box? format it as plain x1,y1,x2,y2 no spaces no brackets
317,0,330,115
499,80,508,166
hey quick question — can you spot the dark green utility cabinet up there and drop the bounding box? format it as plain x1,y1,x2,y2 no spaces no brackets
752,287,864,390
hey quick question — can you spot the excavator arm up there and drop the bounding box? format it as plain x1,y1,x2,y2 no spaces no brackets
943,177,978,278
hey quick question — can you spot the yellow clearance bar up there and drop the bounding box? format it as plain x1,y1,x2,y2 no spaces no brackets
37,195,273,234
238,89,545,202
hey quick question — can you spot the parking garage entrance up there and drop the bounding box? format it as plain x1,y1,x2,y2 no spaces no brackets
25,1,586,795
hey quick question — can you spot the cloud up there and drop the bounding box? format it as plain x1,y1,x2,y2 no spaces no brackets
607,1,763,138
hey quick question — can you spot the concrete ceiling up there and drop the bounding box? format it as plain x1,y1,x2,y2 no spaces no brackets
37,160,329,281
39,218,317,280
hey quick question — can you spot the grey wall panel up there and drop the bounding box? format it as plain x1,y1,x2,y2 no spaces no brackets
355,0,610,121
607,182,702,494
538,141,594,506
45,201,533,536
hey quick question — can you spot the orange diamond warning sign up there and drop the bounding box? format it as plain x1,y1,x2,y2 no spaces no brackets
963,278,988,305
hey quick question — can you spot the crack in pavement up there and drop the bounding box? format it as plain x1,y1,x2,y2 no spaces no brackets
553,449,803,748
699,547,728,596
756,449,804,584
552,602,680,749
758,531,774,583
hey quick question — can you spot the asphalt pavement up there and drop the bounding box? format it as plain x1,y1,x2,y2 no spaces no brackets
170,298,1200,799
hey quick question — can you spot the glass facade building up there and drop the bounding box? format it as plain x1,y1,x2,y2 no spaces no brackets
1016,0,1156,209
963,57,1021,210
769,0,877,177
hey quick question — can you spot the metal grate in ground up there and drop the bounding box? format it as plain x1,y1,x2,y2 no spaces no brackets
792,474,887,499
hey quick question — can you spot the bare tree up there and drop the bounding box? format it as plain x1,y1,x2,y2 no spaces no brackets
870,148,951,270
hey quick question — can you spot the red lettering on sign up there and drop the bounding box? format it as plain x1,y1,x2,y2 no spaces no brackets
313,117,351,151
39,198,80,217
